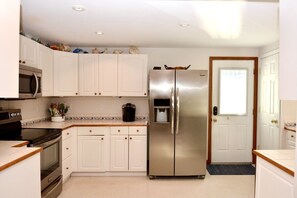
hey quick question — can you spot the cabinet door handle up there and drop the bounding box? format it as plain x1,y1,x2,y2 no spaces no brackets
137,130,139,132
67,133,69,135
76,93,78,95
19,60,21,63
95,93,97,95
144,93,146,96
22,61,26,64
130,137,132,140
89,130,92,133
66,147,69,150
101,137,104,140
125,137,127,140
291,135,294,138
66,167,69,170
99,93,101,95
118,130,120,132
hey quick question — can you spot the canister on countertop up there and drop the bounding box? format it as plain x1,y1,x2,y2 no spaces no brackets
122,103,136,122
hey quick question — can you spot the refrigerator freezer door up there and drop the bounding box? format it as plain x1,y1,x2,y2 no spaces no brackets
175,70,208,176
149,70,175,176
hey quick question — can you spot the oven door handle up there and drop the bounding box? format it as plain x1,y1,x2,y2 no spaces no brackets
34,135,61,148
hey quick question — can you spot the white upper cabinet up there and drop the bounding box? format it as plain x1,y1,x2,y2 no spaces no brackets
54,51,78,96
39,44,54,96
79,54,99,96
118,54,148,96
0,0,20,98
19,35,39,68
279,0,297,100
98,54,118,96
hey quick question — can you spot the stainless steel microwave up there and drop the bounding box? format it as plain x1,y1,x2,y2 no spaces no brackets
19,65,42,99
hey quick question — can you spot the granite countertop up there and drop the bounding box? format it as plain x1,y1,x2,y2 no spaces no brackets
23,119,148,130
253,150,295,176
0,141,42,172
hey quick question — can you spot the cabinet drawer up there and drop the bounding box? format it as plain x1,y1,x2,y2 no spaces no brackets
129,126,147,135
77,127,109,136
287,131,296,142
62,156,72,182
287,141,296,149
62,129,73,140
62,137,72,160
111,127,128,135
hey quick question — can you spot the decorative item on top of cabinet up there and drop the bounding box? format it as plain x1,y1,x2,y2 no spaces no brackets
129,46,140,54
48,103,69,122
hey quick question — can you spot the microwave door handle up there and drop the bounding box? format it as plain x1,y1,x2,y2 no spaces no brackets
33,73,39,97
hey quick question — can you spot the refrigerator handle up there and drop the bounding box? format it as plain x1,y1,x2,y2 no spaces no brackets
176,87,180,134
171,88,175,134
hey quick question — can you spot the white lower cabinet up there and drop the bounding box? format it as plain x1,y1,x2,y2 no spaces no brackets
255,157,294,198
62,127,77,183
77,127,110,172
110,126,147,172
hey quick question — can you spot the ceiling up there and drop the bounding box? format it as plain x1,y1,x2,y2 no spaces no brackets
20,0,279,48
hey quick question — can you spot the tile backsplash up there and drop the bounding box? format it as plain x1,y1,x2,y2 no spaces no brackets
0,96,148,122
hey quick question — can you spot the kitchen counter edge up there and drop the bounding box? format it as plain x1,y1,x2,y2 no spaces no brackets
253,150,294,176
0,141,42,172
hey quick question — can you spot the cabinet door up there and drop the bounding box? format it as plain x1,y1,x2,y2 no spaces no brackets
20,35,39,68
79,54,99,96
39,44,54,96
129,135,147,171
118,54,148,96
0,0,19,98
98,54,118,96
54,51,78,96
110,135,129,171
77,136,107,172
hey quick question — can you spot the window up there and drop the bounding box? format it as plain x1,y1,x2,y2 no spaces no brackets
219,68,248,115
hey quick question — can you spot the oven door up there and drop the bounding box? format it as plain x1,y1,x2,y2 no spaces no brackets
35,135,62,192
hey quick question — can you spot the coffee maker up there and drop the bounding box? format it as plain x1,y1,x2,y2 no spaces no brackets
122,103,136,122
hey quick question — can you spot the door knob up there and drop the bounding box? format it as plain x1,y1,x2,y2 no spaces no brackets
271,120,278,124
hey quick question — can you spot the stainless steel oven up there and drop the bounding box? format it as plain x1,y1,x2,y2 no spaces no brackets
31,133,62,198
0,109,63,198
19,65,42,98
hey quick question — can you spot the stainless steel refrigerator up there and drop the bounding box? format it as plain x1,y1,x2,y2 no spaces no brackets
149,70,208,178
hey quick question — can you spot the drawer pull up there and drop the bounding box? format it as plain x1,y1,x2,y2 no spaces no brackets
66,148,69,150
66,167,69,170
291,135,294,138
137,130,139,132
130,137,132,140
22,61,26,64
89,130,92,133
118,130,120,132
101,137,104,140
67,133,70,135
125,137,127,140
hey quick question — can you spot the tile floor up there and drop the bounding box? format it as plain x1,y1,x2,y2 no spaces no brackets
58,173,255,198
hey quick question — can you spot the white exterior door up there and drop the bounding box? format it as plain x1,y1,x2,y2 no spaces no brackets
259,53,279,149
110,135,129,171
212,60,254,163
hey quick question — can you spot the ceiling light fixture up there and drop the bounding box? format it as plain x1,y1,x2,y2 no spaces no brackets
95,31,104,35
179,23,190,27
72,5,85,12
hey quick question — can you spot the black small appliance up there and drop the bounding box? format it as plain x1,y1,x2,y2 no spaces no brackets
122,103,136,122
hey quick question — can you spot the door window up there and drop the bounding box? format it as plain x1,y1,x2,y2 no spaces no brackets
219,68,248,115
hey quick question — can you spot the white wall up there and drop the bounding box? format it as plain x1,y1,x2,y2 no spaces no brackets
281,101,297,123
0,47,259,122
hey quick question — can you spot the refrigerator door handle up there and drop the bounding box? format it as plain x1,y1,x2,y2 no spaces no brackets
171,87,175,134
176,87,180,134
